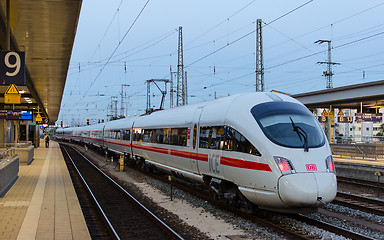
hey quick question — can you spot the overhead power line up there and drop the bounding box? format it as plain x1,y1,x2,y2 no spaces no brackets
186,0,314,68
88,0,124,63
186,0,258,46
78,0,150,104
334,31,384,49
264,2,384,52
267,30,384,71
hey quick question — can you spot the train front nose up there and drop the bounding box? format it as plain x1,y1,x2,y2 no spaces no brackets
278,173,337,207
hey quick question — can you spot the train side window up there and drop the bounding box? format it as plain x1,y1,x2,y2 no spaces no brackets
178,128,188,146
133,128,143,142
236,129,261,156
199,127,210,149
222,126,261,156
224,127,236,151
134,127,188,146
170,128,188,146
150,129,156,143
210,127,217,149
170,129,178,145
154,129,164,144
163,128,171,144
121,129,130,141
211,126,225,150
143,129,152,142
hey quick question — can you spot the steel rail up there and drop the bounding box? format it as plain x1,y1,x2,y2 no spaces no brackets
337,176,383,190
333,192,384,216
144,166,379,240
64,143,184,240
291,214,377,240
144,170,311,240
62,146,121,240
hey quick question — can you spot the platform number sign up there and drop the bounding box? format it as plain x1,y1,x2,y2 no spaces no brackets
0,51,25,85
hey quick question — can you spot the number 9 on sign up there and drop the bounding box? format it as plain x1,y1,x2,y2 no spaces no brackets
5,52,21,77
0,51,25,85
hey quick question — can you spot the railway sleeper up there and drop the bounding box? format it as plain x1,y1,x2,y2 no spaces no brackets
129,155,255,213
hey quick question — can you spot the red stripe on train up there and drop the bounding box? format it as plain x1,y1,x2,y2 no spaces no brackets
67,137,270,171
220,156,272,172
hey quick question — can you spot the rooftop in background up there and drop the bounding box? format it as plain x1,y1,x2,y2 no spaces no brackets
0,0,82,123
292,80,384,110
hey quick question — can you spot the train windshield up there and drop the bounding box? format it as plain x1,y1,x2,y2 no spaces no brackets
251,102,325,149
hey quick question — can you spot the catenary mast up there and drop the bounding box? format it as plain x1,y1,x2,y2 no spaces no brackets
256,19,264,92
177,26,187,106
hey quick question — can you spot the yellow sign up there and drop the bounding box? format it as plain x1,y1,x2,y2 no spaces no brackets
338,110,344,116
321,109,327,116
328,110,334,117
119,155,124,171
4,84,21,104
35,113,43,122
6,84,19,94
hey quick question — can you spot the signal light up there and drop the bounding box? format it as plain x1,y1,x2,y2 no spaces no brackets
274,156,295,175
87,119,89,125
325,155,335,173
60,121,63,127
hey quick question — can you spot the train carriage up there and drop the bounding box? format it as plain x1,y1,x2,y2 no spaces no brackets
56,92,337,212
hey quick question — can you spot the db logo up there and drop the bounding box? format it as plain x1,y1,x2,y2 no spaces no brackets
306,164,317,171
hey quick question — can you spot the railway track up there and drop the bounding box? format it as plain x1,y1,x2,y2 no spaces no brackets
290,214,377,240
143,166,376,240
337,176,383,194
62,142,379,239
60,143,184,240
333,192,384,216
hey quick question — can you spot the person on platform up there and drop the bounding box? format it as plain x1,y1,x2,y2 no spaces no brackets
45,134,50,148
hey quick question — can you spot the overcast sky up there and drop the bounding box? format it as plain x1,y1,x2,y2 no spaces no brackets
58,0,384,126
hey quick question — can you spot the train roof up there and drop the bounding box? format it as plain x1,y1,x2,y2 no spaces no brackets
57,92,302,132
133,92,301,128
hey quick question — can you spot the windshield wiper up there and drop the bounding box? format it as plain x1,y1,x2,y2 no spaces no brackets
289,117,309,152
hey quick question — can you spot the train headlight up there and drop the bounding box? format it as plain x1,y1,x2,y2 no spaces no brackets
274,156,296,175
325,155,335,173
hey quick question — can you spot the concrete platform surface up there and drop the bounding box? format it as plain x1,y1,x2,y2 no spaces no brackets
0,140,91,240
334,156,384,182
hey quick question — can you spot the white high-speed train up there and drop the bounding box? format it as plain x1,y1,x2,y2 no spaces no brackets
56,92,337,212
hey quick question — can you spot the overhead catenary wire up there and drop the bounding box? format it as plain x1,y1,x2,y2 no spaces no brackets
61,1,384,125
185,0,258,46
68,29,178,74
188,27,384,92
264,2,384,51
266,30,384,71
77,0,150,104
185,0,315,68
87,0,124,63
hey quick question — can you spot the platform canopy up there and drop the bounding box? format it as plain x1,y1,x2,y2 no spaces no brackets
0,0,82,123
292,80,384,111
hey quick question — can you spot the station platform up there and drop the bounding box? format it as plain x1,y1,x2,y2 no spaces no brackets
0,140,91,240
334,156,384,182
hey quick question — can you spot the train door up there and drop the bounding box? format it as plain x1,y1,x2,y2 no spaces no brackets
102,125,106,148
190,108,203,174
130,121,135,157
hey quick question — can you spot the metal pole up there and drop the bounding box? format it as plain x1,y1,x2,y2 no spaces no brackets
146,80,151,112
6,0,10,50
184,71,188,105
170,66,174,108
327,41,332,88
256,19,264,92
177,26,184,106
